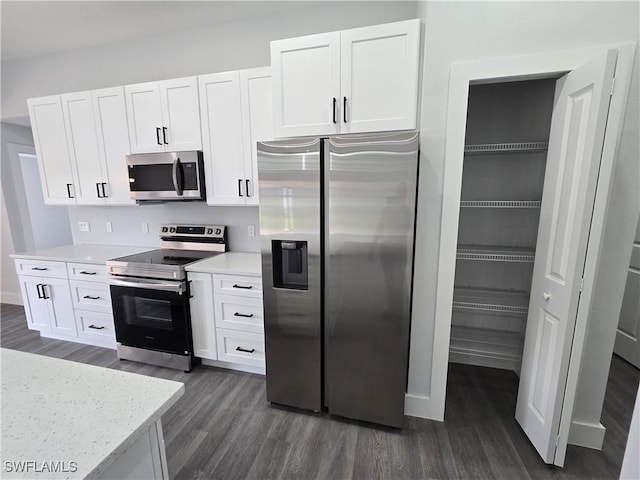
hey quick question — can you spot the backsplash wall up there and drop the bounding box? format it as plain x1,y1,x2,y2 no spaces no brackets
68,203,260,252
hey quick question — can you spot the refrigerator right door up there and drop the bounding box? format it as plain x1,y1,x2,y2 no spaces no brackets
326,130,419,427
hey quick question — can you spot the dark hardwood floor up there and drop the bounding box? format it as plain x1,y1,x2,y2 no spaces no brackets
2,303,638,479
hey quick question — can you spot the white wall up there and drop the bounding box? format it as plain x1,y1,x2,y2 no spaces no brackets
1,1,417,123
407,0,639,436
1,182,21,304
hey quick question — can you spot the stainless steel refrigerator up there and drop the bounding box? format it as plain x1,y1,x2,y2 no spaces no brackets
257,130,418,428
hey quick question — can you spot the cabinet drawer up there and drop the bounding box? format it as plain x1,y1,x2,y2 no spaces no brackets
14,259,68,279
216,328,265,367
215,295,264,334
76,310,116,343
212,274,262,298
67,263,108,282
70,280,112,313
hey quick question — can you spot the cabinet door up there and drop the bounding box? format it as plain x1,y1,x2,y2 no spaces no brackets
240,67,273,205
159,77,202,151
271,32,341,137
19,276,51,332
125,82,164,153
340,19,420,134
44,277,76,337
188,272,217,360
27,96,76,204
92,87,136,205
199,72,246,205
61,91,105,205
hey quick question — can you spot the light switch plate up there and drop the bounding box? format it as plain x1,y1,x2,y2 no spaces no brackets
78,221,90,232
105,222,113,233
141,222,149,234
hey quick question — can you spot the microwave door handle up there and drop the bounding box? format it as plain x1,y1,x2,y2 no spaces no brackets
172,158,184,196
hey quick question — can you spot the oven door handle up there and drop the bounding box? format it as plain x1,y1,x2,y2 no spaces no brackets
109,277,185,295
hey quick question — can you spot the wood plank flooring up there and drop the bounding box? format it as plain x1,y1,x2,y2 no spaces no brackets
2,303,638,479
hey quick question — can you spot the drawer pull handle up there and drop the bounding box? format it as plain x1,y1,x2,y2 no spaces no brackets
235,346,255,354
80,271,97,275
31,267,48,271
234,312,254,318
88,324,105,330
83,295,101,300
232,284,253,290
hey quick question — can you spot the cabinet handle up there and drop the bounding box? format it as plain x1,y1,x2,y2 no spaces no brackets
162,127,168,145
88,324,105,330
235,346,255,354
83,295,101,300
36,284,44,299
101,183,108,198
31,267,48,271
156,127,162,145
246,179,251,198
40,284,49,300
80,271,97,275
238,179,243,197
333,97,337,124
96,182,103,198
234,312,254,318
232,284,252,290
343,97,347,123
66,183,74,198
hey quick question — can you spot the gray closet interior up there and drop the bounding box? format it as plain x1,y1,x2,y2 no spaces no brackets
449,79,558,374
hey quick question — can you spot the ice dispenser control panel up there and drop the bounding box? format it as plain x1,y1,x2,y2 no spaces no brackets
272,240,308,290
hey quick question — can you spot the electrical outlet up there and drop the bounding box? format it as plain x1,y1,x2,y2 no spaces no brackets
78,221,90,232
105,222,113,233
248,225,255,237
141,222,149,234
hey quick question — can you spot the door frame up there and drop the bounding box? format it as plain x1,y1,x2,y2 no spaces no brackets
428,42,636,455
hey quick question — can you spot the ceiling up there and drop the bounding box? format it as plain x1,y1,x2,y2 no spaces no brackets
1,1,316,61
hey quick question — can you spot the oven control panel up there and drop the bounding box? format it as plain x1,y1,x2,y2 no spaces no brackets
160,224,226,238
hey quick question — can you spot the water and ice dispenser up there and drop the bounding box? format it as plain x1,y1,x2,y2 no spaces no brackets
272,240,308,290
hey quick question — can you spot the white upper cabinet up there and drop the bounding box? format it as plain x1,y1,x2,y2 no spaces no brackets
271,19,420,137
27,96,76,204
91,87,135,205
240,67,273,205
199,67,273,206
271,32,341,137
125,77,201,153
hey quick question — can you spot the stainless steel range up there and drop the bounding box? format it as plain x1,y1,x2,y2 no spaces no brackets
107,224,227,371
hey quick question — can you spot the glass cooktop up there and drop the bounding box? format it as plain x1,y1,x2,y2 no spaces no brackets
112,249,220,267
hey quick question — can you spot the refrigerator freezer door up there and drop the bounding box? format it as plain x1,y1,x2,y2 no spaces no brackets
258,137,322,411
326,131,419,427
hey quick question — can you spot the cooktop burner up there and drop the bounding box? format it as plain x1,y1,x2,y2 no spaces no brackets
113,248,217,267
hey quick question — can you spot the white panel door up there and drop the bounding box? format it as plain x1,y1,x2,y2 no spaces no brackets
92,87,136,205
614,217,640,368
27,96,75,204
124,81,164,153
19,276,51,332
199,71,246,205
61,91,104,205
271,31,340,137
45,277,76,337
516,49,617,465
160,76,202,151
340,19,420,134
188,272,217,360
240,67,273,205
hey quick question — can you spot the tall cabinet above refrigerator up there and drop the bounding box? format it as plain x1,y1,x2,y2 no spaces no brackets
258,131,419,428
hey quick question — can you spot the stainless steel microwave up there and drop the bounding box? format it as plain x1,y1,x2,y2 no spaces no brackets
126,151,206,201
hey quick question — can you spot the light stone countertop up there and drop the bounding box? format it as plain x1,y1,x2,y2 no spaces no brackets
10,244,152,264
0,348,184,479
185,251,261,277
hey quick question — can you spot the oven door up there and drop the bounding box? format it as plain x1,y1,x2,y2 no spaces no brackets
109,277,192,355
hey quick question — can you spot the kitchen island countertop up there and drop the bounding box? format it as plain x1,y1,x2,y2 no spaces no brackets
0,348,184,479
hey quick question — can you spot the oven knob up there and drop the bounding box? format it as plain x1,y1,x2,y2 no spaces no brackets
215,228,222,235
206,228,213,235
162,226,168,233
169,227,176,233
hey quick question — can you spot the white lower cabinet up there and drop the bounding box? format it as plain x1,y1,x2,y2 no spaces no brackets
188,272,217,360
15,258,116,348
216,328,265,368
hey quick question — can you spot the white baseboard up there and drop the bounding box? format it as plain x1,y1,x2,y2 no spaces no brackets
568,420,606,450
404,393,444,421
201,358,265,375
1,292,23,305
